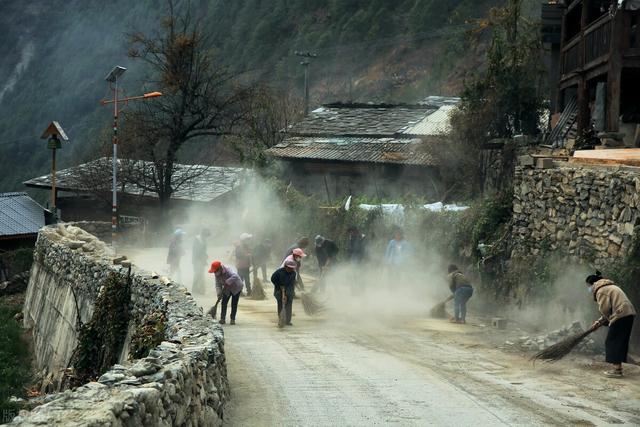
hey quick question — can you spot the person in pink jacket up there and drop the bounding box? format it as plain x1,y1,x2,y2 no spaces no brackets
281,248,306,291
209,261,244,325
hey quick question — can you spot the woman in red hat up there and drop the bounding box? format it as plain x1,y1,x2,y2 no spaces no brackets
209,261,244,325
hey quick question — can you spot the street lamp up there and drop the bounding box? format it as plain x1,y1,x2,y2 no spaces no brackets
40,121,69,221
294,51,317,116
100,65,162,251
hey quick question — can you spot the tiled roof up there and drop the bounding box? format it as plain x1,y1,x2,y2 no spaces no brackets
24,158,250,203
0,192,46,237
289,104,438,136
419,96,461,107
402,105,457,136
265,137,435,166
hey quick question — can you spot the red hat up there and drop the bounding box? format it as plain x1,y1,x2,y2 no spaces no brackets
208,261,222,273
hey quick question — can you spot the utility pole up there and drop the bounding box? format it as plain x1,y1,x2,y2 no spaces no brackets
101,66,162,252
294,51,317,116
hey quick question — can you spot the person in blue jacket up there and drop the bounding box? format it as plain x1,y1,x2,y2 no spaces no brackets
384,227,412,266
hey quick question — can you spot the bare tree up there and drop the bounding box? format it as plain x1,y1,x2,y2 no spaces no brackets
226,86,303,167
124,0,251,208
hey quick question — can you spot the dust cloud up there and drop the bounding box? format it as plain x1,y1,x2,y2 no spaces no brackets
125,175,455,323
126,174,599,333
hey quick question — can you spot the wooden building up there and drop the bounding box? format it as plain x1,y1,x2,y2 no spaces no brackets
24,158,250,228
265,98,459,201
547,0,640,146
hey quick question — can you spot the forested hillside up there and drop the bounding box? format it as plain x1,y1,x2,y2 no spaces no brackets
0,0,508,192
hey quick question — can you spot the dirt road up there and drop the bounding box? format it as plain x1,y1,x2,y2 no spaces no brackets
127,248,640,426
215,297,639,427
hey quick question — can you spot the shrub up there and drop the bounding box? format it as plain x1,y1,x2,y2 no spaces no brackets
69,271,131,386
0,302,31,416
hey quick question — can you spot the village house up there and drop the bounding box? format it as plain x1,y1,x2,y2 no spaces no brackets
0,192,52,280
23,158,250,228
265,96,459,201
545,0,640,148
0,192,51,252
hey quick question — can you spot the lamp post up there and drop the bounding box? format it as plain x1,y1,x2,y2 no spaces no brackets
40,121,69,221
294,51,317,116
100,66,162,251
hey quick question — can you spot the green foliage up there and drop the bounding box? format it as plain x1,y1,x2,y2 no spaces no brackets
0,302,31,416
608,238,640,323
129,309,167,360
70,271,131,386
0,248,34,277
438,0,545,197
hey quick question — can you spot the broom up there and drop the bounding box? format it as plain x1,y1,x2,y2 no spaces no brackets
278,290,287,328
250,277,266,300
207,296,222,319
429,295,454,318
300,292,325,316
531,322,603,362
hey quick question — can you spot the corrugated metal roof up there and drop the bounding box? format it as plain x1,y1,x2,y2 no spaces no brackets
402,105,456,136
24,159,250,203
265,137,435,166
0,192,46,237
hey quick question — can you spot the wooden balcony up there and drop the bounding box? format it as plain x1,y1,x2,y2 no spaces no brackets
561,14,612,77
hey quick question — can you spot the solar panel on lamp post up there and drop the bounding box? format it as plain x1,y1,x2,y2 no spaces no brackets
100,65,162,253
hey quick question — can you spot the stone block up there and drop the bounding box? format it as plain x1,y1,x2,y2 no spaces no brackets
518,155,535,167
492,318,508,330
624,222,635,235
536,158,554,169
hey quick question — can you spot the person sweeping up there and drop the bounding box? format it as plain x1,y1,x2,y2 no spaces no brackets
586,271,636,378
209,261,244,325
282,248,307,291
447,264,473,324
272,259,298,327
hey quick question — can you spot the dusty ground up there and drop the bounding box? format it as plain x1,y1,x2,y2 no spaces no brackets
128,247,640,427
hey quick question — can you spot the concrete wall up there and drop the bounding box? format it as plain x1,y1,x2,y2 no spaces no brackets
512,162,640,263
14,224,229,426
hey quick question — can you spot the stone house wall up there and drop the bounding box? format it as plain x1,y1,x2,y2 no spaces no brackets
13,223,229,426
512,162,640,263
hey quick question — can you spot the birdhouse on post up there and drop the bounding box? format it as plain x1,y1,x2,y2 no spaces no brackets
40,121,69,221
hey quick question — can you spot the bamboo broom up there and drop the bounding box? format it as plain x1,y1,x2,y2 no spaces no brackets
250,277,266,300
429,295,454,318
300,292,325,316
207,296,222,319
278,290,287,328
531,322,602,362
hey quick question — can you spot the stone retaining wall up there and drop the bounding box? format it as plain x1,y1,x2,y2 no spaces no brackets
512,162,640,263
11,224,229,426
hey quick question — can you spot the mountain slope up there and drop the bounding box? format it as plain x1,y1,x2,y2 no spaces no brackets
0,0,504,192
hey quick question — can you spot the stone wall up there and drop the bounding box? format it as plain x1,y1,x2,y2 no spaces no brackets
512,162,640,263
71,221,113,243
12,224,229,426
